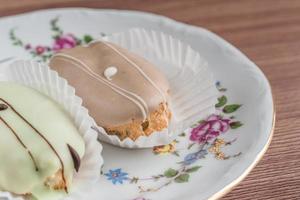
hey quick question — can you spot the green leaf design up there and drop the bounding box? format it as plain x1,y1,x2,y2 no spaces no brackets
187,143,195,150
185,166,202,173
179,132,186,137
223,104,242,113
10,29,24,47
130,177,139,183
174,174,190,183
215,95,227,108
172,151,180,157
191,124,198,128
218,88,227,92
164,168,178,178
83,35,94,44
230,121,243,129
50,17,63,37
197,120,206,124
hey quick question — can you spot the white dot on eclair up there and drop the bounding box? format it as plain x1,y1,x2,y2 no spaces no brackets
104,66,118,80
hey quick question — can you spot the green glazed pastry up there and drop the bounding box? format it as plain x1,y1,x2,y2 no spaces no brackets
0,82,85,200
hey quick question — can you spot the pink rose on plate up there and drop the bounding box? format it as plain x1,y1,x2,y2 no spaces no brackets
35,46,45,55
52,34,77,51
190,114,230,143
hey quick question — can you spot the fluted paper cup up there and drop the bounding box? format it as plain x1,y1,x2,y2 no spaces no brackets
90,28,218,148
0,60,103,200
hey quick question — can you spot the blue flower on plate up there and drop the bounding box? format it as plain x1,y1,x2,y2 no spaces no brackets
183,150,208,165
104,168,129,184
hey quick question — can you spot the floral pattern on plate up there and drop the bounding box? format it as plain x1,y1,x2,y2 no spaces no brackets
103,82,243,199
9,17,99,61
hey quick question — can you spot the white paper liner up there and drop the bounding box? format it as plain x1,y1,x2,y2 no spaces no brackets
91,28,218,148
0,60,103,200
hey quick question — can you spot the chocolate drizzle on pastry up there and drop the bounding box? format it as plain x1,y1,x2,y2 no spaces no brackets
0,103,8,111
67,144,81,172
0,116,39,171
0,98,68,193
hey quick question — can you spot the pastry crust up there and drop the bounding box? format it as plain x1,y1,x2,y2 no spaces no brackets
105,102,172,141
44,170,66,191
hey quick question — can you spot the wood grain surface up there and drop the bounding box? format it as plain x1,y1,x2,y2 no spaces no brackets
1,0,300,199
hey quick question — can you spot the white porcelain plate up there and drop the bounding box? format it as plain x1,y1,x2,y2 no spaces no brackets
0,9,274,200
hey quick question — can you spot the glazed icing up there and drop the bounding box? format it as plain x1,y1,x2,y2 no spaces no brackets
0,112,39,171
100,41,167,102
51,53,149,120
49,41,170,127
0,82,85,200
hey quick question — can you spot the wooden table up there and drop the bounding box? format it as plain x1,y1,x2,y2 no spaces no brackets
1,0,299,199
